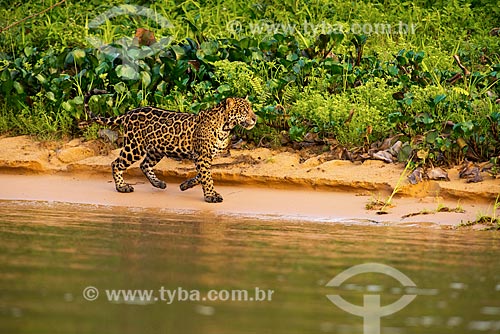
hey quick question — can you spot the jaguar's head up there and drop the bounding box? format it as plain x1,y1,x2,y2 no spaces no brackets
223,97,257,131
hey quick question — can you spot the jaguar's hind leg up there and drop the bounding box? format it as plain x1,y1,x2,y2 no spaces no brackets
112,144,142,193
179,176,199,191
141,150,166,189
180,159,200,191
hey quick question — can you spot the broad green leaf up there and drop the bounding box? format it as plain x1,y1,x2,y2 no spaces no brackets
46,91,56,102
65,49,86,65
140,71,151,88
396,56,407,65
419,113,434,124
331,32,344,44
13,81,24,94
95,62,110,75
24,47,36,57
61,101,74,112
433,94,446,105
116,64,139,80
127,48,141,60
73,96,84,104
1,69,10,82
200,41,218,56
286,53,298,62
388,65,399,76
397,143,412,162
217,84,231,93
170,45,186,60
73,49,86,62
415,51,425,62
289,125,306,142
35,73,47,85
425,130,438,144
330,64,344,75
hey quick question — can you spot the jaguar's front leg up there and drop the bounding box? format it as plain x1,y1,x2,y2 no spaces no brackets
196,157,223,203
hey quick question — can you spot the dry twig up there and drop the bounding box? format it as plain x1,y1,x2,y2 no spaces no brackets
0,0,67,33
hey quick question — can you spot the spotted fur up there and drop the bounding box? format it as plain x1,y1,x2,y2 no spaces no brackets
84,89,256,203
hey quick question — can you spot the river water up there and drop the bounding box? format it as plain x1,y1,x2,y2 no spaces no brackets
0,200,499,334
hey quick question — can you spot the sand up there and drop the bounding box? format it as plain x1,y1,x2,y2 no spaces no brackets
0,135,499,228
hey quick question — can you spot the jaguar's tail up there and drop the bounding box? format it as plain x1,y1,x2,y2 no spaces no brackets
84,89,124,127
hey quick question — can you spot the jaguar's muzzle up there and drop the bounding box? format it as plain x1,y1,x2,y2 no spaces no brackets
241,110,257,130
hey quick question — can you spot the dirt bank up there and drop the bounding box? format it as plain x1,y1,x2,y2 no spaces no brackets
0,135,498,228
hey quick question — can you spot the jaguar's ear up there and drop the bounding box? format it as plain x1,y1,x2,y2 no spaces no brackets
223,103,236,131
226,97,235,109
223,98,237,131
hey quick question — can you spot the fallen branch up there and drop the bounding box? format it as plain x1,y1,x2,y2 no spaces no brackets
447,72,463,85
453,54,471,76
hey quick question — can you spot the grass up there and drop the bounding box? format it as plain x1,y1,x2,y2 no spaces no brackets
369,160,412,214
459,194,500,230
365,196,387,211
401,202,465,219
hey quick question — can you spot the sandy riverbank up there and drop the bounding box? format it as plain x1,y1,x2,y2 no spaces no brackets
0,135,498,228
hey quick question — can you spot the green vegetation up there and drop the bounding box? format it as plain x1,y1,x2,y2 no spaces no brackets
364,159,412,214
457,194,499,229
401,202,465,219
1,0,499,165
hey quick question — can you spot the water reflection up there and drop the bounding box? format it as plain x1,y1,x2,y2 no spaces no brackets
0,200,499,334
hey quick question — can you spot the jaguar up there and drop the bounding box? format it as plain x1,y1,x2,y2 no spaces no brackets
84,89,257,203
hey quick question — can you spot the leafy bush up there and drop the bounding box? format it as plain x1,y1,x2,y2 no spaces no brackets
288,77,396,145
